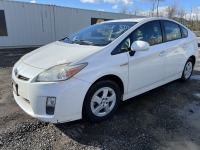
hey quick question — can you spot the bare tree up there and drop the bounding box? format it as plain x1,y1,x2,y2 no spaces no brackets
142,0,165,17
119,6,129,14
189,7,194,30
177,7,186,24
156,0,164,16
166,3,177,19
194,8,200,31
130,5,142,16
143,0,156,16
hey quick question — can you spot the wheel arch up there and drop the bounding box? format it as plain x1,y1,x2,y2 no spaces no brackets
91,74,125,95
82,74,124,121
189,55,196,65
82,74,125,113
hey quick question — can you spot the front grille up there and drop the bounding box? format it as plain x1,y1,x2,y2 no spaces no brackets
18,75,29,81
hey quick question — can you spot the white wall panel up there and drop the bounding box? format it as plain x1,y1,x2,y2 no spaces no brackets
0,1,55,48
0,1,142,49
53,6,139,40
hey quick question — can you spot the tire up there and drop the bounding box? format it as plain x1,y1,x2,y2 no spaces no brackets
180,58,194,82
83,80,121,122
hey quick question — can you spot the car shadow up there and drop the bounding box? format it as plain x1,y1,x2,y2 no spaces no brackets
54,68,200,149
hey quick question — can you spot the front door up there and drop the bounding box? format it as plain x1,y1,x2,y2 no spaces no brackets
128,21,167,93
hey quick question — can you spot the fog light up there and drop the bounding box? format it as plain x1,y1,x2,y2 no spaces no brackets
46,97,56,115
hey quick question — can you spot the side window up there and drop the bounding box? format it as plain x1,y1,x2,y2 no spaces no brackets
180,26,188,38
163,21,181,41
111,21,163,55
131,21,163,46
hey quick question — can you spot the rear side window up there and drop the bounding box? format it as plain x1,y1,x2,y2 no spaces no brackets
163,21,181,41
131,21,163,46
180,26,188,38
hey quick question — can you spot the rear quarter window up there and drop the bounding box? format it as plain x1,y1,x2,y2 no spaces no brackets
180,26,188,38
163,21,182,41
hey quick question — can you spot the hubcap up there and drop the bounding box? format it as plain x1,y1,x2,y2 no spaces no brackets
184,62,193,79
91,87,116,117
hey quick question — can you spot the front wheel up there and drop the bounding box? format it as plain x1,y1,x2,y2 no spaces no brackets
180,58,194,82
83,80,121,122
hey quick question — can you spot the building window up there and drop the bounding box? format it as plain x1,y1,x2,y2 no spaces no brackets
0,10,8,36
91,18,111,25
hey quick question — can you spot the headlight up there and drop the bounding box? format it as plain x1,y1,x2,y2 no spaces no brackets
36,63,87,82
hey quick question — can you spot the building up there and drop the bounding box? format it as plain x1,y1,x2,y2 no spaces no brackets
0,0,142,49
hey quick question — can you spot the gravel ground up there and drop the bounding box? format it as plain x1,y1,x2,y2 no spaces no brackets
0,52,200,150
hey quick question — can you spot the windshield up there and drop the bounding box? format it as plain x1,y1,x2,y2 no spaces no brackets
62,22,137,46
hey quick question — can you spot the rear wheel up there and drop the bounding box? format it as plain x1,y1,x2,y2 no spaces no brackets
180,58,194,82
83,80,121,122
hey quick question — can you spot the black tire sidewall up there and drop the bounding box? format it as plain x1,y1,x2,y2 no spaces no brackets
83,80,121,122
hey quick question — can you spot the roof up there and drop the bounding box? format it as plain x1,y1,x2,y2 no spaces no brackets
105,17,173,23
106,18,146,23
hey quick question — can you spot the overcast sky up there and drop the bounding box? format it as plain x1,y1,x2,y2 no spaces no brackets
15,0,200,14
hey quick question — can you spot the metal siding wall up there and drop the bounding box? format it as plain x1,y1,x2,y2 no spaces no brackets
0,1,10,47
0,1,54,48
53,6,140,40
0,1,142,49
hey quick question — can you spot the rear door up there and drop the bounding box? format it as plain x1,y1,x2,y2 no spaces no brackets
162,20,187,78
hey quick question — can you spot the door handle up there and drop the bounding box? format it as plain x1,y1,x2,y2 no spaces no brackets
120,63,128,66
159,51,167,56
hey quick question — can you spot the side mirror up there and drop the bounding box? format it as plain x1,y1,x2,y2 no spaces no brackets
131,41,150,51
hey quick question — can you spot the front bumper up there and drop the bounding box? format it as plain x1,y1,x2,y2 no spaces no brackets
12,63,91,123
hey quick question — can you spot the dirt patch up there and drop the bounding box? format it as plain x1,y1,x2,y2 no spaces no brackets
0,60,200,149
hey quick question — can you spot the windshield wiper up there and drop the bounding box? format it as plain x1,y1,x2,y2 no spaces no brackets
59,37,70,42
72,40,95,46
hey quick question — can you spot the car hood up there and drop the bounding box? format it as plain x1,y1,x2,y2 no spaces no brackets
22,41,102,69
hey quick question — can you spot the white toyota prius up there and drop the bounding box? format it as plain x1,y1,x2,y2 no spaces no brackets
12,17,198,123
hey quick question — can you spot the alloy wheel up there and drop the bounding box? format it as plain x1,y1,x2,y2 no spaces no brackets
90,87,116,117
184,61,193,79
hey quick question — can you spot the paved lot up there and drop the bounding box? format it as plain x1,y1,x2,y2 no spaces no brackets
0,51,200,150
